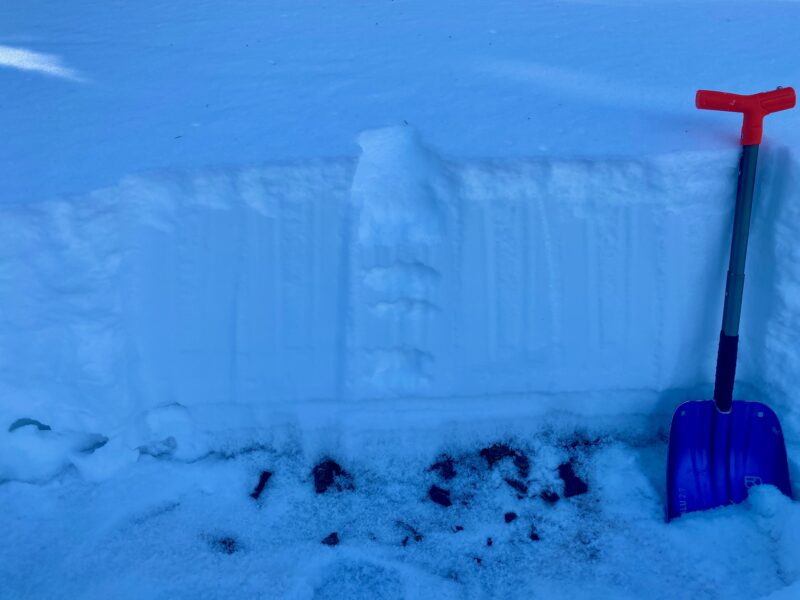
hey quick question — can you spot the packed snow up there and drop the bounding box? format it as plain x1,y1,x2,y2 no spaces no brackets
2,1,800,598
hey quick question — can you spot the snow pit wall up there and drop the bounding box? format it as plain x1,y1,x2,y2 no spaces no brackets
2,127,799,438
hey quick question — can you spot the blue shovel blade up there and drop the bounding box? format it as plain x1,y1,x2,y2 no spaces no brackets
666,400,792,521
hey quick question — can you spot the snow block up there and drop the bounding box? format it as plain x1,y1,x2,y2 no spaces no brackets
71,436,138,483
346,126,457,399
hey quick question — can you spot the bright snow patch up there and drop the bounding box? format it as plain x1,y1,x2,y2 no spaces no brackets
0,45,84,81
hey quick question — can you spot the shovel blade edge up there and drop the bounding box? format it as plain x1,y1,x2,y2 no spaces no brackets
666,400,792,521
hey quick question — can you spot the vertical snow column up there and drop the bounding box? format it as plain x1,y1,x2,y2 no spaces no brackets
345,127,456,399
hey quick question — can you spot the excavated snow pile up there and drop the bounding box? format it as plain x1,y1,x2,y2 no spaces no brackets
1,421,798,599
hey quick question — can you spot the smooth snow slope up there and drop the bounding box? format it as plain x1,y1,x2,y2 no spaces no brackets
2,0,800,203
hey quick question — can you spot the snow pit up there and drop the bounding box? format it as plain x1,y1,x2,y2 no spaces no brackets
3,127,800,440
1,127,799,598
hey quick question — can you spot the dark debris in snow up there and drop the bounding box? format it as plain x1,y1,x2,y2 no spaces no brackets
312,459,354,494
540,490,560,504
428,485,452,507
479,443,530,478
211,536,239,555
564,434,604,451
397,521,424,546
8,417,51,432
479,443,515,468
504,477,528,495
250,470,272,500
428,455,457,481
513,453,530,479
321,532,340,546
558,461,589,498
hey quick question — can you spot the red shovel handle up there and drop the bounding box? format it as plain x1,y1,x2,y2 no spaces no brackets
696,87,796,145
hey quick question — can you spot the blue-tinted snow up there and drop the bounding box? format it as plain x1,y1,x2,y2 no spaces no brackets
2,1,800,598
1,0,799,203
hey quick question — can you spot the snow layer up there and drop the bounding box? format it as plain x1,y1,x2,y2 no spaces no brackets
3,128,800,445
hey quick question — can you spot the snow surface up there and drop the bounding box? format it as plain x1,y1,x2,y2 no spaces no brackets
1,417,799,599
3,0,800,203
2,0,800,598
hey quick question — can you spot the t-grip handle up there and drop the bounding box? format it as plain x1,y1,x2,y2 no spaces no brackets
696,87,796,145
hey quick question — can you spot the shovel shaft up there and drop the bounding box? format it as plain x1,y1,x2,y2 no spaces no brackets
714,144,759,412
722,144,759,337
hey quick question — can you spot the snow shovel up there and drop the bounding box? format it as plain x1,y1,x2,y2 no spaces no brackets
666,87,796,521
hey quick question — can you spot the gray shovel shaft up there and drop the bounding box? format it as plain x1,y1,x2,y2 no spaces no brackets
713,143,759,412
722,144,759,337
